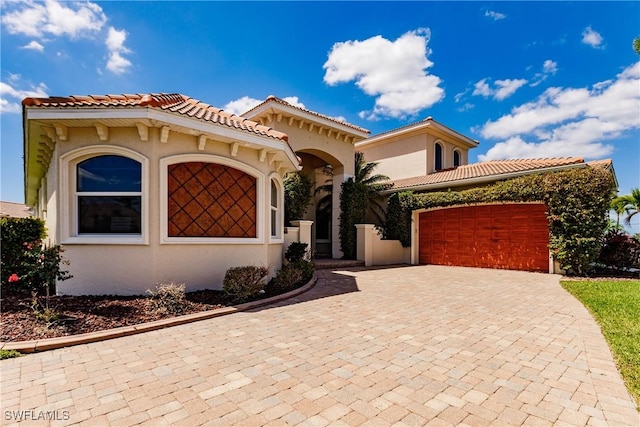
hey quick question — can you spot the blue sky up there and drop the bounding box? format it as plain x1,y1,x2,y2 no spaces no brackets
1,1,639,232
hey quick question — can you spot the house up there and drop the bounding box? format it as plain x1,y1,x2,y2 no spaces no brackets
23,94,301,295
0,201,32,218
22,93,615,294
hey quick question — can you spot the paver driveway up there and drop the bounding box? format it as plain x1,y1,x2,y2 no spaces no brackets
1,265,638,426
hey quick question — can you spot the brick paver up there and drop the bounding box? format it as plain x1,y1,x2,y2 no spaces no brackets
1,265,638,426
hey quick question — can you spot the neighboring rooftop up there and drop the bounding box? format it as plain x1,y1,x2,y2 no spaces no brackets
0,201,31,218
23,93,289,142
390,157,611,191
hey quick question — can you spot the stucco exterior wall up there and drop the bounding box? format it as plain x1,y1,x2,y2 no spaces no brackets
359,132,471,181
39,125,286,295
267,120,356,258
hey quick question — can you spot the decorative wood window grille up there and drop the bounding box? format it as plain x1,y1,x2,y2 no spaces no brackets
167,162,257,238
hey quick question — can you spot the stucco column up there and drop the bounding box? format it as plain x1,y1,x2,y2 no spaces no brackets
356,224,375,266
290,220,313,251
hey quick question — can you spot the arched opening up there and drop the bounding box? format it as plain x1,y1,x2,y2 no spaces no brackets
296,150,344,258
453,149,461,167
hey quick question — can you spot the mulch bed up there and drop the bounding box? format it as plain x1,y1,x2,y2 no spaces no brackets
0,290,230,342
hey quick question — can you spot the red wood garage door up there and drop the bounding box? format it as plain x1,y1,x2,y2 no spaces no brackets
419,203,549,272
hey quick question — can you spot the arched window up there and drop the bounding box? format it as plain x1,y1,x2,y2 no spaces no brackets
76,155,142,234
270,179,279,238
453,150,461,167
435,142,443,171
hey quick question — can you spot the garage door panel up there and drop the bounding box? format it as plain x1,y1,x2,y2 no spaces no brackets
418,203,549,272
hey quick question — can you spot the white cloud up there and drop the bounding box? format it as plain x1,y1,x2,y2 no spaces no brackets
281,96,306,109
485,10,506,21
224,95,307,116
323,28,444,120
0,80,48,114
478,61,640,161
472,78,527,100
582,26,604,49
494,79,528,100
224,96,262,115
543,60,558,74
2,0,106,39
105,27,132,74
531,59,558,87
2,1,132,75
21,41,45,52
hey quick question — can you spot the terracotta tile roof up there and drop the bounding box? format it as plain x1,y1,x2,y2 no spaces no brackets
391,157,588,190
244,95,370,134
0,201,31,218
22,93,289,142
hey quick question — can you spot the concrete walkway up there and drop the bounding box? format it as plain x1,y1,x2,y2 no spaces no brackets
1,265,638,426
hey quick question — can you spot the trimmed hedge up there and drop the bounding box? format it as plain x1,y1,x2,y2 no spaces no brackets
339,178,368,259
383,167,615,276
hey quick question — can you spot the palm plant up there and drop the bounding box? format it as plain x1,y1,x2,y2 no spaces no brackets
354,151,392,224
612,188,640,227
315,152,391,225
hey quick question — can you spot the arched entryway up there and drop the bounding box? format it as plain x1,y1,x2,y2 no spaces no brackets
296,150,345,259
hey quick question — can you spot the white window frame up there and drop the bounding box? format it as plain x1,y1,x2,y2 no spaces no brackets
160,154,265,244
59,145,149,245
269,173,284,243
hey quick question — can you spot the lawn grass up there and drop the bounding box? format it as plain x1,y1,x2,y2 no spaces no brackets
561,279,640,408
0,349,22,360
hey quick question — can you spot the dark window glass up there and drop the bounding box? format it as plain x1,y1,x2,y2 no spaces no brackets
77,155,141,192
454,150,461,167
435,143,443,171
78,196,141,234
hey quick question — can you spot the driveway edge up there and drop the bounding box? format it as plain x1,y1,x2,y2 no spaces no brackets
1,273,318,354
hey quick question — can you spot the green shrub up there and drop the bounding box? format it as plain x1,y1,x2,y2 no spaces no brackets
1,217,46,292
147,283,190,314
1,216,72,296
285,242,310,263
284,172,314,225
0,350,22,360
222,266,269,303
598,230,640,271
339,178,367,259
268,259,315,295
269,264,304,294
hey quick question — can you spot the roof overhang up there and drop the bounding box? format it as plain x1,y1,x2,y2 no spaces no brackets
24,106,301,206
356,118,479,150
243,98,370,144
384,162,593,194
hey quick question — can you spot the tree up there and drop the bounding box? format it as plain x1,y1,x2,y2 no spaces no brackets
354,151,393,224
316,152,392,226
613,188,640,227
610,195,629,229
283,172,313,226
338,152,392,259
634,37,640,55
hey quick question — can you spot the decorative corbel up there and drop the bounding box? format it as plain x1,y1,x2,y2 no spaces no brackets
160,126,170,143
95,123,109,142
198,135,207,151
136,123,149,142
230,142,239,157
53,124,68,141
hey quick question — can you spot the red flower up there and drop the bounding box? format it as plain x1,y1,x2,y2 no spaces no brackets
8,274,19,283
